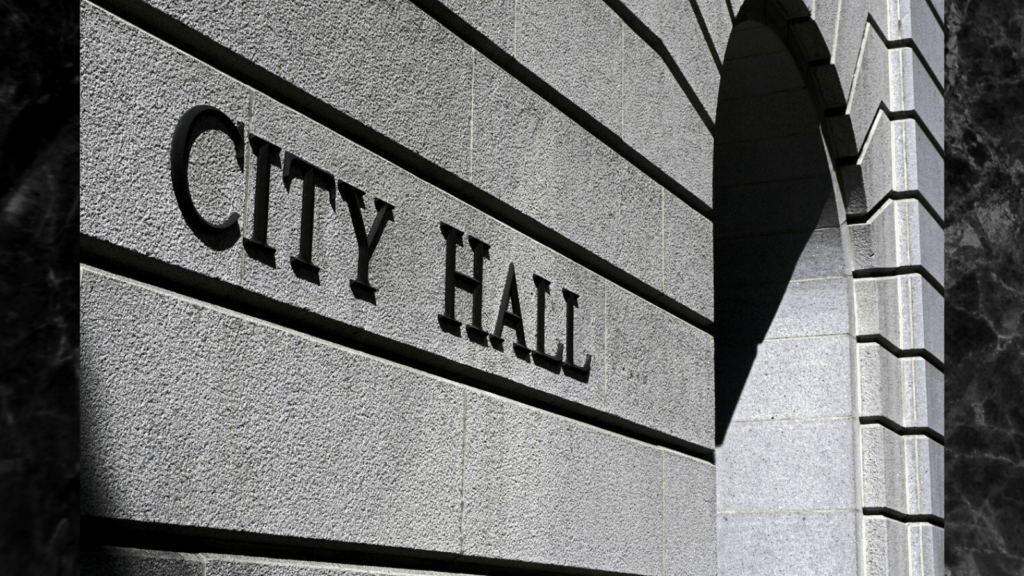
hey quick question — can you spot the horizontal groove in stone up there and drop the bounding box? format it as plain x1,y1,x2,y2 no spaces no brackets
854,335,944,372
858,416,944,445
80,237,715,464
865,15,944,94
862,508,944,528
409,0,715,215
851,266,945,298
85,0,713,333
82,519,653,576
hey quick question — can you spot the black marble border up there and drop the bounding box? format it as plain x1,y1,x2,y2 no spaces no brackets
945,0,1024,573
0,1,80,574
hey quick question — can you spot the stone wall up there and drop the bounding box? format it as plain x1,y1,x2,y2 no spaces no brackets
80,0,944,574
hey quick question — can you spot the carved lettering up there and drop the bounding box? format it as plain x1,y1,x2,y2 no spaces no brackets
491,263,529,355
243,135,281,257
339,179,394,301
531,274,563,364
169,105,243,237
562,288,592,377
438,222,489,340
282,152,334,276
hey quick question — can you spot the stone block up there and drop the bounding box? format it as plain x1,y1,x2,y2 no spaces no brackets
850,199,944,284
717,419,857,511
715,228,846,288
857,116,944,218
242,90,609,412
717,277,850,341
713,174,841,239
861,424,907,511
81,3,250,284
877,0,945,86
895,119,945,217
472,56,667,291
858,342,904,424
904,435,944,517
516,0,623,130
730,335,854,423
663,194,714,320
689,0,735,64
715,87,821,145
889,47,944,146
143,0,473,179
903,358,944,434
860,350,943,434
854,274,943,360
863,515,910,576
80,269,463,553
849,30,890,148
714,132,832,189
721,21,789,61
462,391,663,575
621,0,661,30
622,28,714,207
605,285,714,448
909,523,944,576
718,50,805,100
439,0,516,54
663,451,717,576
660,0,721,114
83,548,203,576
833,0,869,99
717,511,859,576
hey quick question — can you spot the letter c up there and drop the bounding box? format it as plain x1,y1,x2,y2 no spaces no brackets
170,105,243,236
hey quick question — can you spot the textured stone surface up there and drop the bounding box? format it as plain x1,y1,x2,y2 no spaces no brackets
81,269,463,553
862,425,943,517
144,0,473,180
659,0,720,114
905,435,944,517
717,419,857,512
945,0,1024,571
81,2,250,284
440,0,515,54
859,116,944,219
718,277,850,340
849,199,944,284
605,285,714,448
876,0,945,83
472,55,665,292
731,336,853,422
516,0,622,130
463,391,664,575
717,512,859,576
861,424,908,511
242,91,611,414
715,228,846,287
858,344,945,434
663,451,717,576
663,193,714,320
908,523,944,576
0,2,79,574
849,31,944,151
622,28,714,208
863,516,910,576
854,274,944,360
79,10,719,444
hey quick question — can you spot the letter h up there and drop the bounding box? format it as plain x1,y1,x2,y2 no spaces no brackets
438,222,489,341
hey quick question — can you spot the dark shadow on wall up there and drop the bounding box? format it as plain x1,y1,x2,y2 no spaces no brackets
713,20,841,446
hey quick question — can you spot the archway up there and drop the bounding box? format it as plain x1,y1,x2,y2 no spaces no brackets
713,14,861,576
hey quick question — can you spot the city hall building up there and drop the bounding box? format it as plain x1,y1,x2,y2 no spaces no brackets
80,0,945,574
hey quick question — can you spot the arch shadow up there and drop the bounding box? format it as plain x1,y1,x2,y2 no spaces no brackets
713,0,862,447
